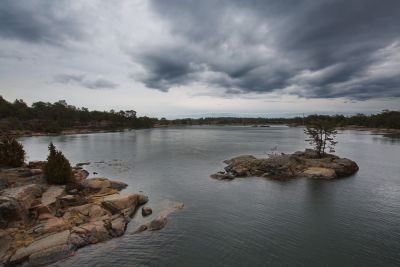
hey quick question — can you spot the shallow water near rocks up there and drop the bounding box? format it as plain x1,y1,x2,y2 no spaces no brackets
19,126,400,266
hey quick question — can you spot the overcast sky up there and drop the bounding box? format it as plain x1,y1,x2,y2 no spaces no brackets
1,0,399,118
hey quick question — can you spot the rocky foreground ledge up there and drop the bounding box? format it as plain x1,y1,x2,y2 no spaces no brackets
0,163,148,266
211,149,359,180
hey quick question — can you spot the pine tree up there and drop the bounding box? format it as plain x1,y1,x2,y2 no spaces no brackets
43,143,72,184
304,120,338,157
0,135,25,167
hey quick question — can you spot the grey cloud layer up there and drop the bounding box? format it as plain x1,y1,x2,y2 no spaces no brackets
132,0,400,100
0,0,88,45
54,74,118,90
1,0,399,100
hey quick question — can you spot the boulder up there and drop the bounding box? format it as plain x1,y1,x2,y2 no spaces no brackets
141,207,152,217
39,185,66,210
101,193,148,215
331,158,359,177
109,216,128,237
1,184,43,210
0,196,25,228
133,202,184,234
30,186,66,221
0,184,43,227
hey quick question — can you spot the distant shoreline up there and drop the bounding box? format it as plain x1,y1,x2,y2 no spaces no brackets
5,128,127,138
6,124,400,138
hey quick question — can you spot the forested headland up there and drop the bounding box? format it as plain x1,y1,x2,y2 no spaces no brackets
0,96,156,134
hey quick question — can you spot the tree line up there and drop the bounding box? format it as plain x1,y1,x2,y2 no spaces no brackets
159,111,400,129
1,96,399,134
0,96,157,133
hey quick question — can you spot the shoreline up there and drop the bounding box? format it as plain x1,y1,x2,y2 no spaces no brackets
3,125,400,139
4,128,129,138
0,158,184,266
0,163,150,266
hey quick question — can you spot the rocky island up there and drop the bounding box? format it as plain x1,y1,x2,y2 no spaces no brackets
0,162,148,266
211,149,359,180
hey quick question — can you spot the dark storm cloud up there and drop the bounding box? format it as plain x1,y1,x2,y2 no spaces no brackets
0,0,87,45
131,0,400,100
54,74,118,90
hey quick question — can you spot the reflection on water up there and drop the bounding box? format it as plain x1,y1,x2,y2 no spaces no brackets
19,126,400,267
374,133,400,144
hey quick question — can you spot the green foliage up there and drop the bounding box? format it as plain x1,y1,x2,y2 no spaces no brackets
43,143,73,185
0,96,399,131
0,96,156,133
160,111,400,129
0,135,26,167
304,120,338,157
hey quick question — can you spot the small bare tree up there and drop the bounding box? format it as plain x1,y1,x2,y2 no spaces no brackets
304,120,338,157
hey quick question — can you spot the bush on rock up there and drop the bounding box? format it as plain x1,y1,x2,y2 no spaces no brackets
43,143,72,185
0,135,25,167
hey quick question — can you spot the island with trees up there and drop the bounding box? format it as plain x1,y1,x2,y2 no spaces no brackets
211,119,359,180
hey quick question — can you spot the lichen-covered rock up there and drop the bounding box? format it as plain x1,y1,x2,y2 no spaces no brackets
0,184,43,227
101,193,148,215
9,230,72,266
0,168,46,189
302,167,337,179
58,194,87,209
0,165,150,267
0,230,14,263
82,177,128,195
0,196,25,228
40,185,65,209
63,203,110,225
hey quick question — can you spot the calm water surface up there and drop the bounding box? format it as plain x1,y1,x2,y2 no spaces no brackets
19,126,400,267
